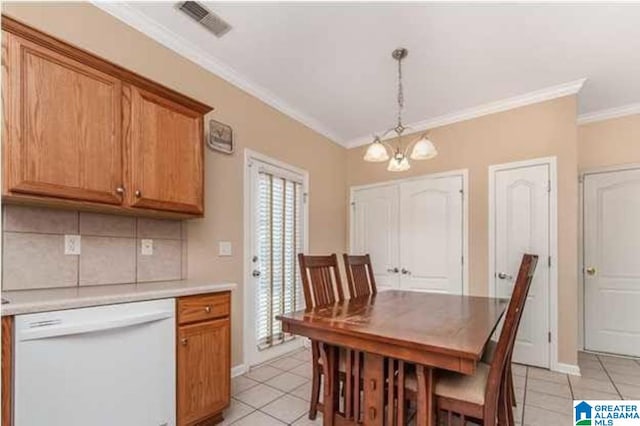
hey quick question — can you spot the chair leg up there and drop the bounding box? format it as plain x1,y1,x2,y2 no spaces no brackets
508,367,516,407
498,375,515,426
309,369,321,420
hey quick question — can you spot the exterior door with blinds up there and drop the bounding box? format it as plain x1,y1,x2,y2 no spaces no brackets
246,153,308,366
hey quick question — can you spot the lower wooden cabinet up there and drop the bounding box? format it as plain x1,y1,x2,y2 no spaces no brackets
177,293,231,425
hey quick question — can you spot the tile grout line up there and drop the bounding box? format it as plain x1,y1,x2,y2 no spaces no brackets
227,397,257,425
596,354,624,399
233,351,313,424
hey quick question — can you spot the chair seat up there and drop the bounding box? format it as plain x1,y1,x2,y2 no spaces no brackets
405,362,491,406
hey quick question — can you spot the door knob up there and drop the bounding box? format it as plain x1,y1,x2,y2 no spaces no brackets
497,272,513,280
387,267,399,274
204,305,211,313
181,338,188,346
401,268,411,275
115,186,125,194
585,267,597,276
252,270,261,277
135,190,142,198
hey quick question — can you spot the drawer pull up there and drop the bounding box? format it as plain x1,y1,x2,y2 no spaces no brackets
181,338,188,346
369,407,377,420
204,305,212,313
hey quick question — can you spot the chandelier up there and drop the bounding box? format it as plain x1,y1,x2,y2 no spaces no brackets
363,48,437,172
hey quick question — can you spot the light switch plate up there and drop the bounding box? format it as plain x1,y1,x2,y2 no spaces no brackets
141,239,153,256
218,241,232,256
64,235,81,255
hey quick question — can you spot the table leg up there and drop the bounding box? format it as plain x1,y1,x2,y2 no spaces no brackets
320,342,340,426
416,365,435,426
362,353,385,426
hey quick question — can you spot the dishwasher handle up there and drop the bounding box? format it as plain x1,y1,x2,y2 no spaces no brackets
18,310,174,341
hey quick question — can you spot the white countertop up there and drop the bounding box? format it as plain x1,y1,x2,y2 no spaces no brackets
0,280,236,316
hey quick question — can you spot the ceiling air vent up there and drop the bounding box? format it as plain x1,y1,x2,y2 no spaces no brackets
177,1,232,38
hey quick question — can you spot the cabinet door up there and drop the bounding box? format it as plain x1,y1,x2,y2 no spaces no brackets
127,85,204,214
2,32,123,204
177,318,230,425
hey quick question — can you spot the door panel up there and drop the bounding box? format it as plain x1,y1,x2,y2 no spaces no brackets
584,168,640,357
352,185,400,289
3,32,122,204
494,164,549,368
129,86,204,214
177,318,230,425
399,176,463,294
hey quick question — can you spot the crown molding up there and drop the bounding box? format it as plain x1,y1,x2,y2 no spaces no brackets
91,1,344,145
345,78,587,149
577,102,640,125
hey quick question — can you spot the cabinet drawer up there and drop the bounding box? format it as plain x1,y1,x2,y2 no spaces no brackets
178,292,230,325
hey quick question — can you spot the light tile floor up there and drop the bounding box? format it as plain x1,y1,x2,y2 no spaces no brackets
225,348,640,425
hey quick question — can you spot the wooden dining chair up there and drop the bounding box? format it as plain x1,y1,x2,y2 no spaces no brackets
343,253,378,298
404,253,538,426
298,253,346,420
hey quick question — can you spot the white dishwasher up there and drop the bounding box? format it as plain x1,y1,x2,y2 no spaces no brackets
14,298,176,426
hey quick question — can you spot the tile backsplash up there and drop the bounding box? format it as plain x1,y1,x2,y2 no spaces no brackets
2,205,187,291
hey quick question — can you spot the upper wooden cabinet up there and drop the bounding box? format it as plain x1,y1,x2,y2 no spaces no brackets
3,32,124,205
1,17,212,217
127,86,204,215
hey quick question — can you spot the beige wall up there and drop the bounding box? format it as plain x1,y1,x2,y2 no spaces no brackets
578,114,640,170
3,3,348,366
347,97,579,365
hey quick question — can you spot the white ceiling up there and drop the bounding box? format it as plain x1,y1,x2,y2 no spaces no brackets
96,2,640,146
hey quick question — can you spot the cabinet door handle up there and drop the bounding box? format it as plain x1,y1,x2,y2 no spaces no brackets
181,338,188,346
115,187,125,194
135,190,142,198
204,305,211,313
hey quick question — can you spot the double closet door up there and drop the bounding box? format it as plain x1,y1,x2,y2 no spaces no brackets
351,174,465,294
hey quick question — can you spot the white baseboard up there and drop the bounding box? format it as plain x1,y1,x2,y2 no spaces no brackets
231,364,248,378
553,362,581,376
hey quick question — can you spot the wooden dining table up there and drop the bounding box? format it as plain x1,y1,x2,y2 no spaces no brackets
278,290,508,426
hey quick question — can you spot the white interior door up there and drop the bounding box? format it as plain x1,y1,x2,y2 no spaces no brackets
351,184,400,289
584,167,640,357
399,176,464,294
493,163,550,368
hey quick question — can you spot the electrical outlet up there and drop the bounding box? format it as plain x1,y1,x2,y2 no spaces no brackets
64,235,81,255
218,241,232,256
141,239,153,256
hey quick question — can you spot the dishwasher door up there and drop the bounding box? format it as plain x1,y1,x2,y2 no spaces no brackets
14,299,176,426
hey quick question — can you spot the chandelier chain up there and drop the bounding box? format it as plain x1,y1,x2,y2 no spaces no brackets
397,53,404,128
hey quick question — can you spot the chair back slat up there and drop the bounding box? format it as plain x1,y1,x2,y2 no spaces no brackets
298,253,345,308
484,253,538,421
343,254,378,298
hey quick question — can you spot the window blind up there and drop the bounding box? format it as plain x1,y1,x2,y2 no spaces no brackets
256,171,304,350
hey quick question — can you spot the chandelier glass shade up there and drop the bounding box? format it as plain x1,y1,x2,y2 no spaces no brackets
363,48,438,171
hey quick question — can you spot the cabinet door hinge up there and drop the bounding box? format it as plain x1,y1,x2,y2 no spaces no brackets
548,332,552,343
548,256,552,267
547,180,551,193
303,193,308,204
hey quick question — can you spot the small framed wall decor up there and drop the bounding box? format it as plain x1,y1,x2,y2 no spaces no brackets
207,119,234,154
